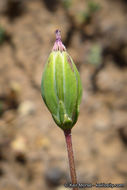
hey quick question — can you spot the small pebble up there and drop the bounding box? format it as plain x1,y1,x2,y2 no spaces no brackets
11,136,27,153
45,167,65,187
36,136,50,149
18,100,36,116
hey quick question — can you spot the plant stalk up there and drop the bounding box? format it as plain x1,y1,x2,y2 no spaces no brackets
64,129,78,190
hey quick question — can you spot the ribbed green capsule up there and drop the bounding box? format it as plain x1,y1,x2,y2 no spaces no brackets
41,30,82,131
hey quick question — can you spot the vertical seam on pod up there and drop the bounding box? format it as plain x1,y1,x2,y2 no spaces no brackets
53,52,59,118
70,56,79,118
70,56,78,94
62,52,65,104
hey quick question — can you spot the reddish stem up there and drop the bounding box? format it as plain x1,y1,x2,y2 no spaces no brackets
64,129,78,190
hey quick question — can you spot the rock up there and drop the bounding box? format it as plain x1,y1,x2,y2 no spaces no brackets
9,81,21,94
45,167,65,187
11,136,27,153
18,100,36,116
35,136,50,149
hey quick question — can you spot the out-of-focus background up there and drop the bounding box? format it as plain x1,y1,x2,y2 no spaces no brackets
0,0,127,190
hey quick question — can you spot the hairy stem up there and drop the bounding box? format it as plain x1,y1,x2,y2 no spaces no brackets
64,129,78,190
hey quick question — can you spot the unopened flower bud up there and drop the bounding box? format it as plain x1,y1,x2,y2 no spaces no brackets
41,30,82,130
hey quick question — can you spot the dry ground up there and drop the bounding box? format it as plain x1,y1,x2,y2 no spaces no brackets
0,0,127,190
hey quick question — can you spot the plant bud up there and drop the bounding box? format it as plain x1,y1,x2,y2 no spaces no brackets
41,30,82,130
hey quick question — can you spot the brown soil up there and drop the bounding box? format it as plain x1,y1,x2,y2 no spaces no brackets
0,0,127,190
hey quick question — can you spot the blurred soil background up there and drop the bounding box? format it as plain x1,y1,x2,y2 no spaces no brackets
0,0,127,190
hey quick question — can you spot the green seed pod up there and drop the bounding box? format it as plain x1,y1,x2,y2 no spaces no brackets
41,30,82,131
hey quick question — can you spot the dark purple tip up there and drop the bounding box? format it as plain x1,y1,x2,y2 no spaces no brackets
55,30,61,41
52,29,66,52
